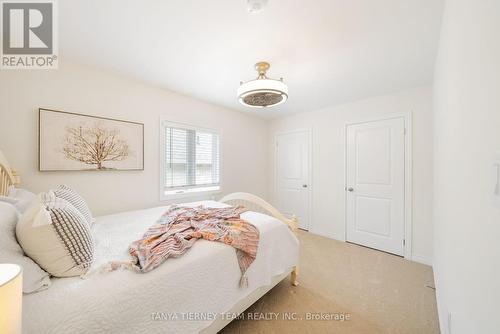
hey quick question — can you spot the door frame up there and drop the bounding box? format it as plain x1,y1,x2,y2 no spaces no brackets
344,112,413,260
273,128,313,231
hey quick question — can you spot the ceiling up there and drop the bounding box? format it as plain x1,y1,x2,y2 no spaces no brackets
59,0,444,118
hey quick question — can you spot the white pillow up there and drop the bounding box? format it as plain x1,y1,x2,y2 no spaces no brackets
0,186,37,214
0,195,18,205
16,192,94,277
0,201,51,293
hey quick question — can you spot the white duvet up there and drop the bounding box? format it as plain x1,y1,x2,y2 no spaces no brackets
22,201,299,334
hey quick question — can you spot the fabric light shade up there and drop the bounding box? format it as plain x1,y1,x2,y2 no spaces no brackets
0,264,23,334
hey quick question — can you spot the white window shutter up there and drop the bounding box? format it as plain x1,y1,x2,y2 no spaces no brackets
163,124,220,193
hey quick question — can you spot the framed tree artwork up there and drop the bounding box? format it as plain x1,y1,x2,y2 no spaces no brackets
39,108,144,171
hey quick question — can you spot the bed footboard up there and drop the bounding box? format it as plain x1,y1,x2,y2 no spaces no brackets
219,192,300,286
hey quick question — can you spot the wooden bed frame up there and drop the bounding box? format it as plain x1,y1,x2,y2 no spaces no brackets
219,192,300,287
0,152,299,333
0,150,20,196
0,154,300,287
203,192,300,333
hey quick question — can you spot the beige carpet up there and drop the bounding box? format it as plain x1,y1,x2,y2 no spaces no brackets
221,230,439,334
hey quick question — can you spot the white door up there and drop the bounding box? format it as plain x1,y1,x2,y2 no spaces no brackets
275,130,311,230
346,117,405,255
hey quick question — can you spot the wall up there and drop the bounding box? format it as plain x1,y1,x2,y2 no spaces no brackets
0,61,269,216
433,0,500,333
269,86,434,264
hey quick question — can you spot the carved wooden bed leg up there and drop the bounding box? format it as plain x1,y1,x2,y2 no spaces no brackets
291,266,299,286
290,216,299,286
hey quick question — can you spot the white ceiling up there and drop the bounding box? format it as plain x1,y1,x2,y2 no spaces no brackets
59,0,444,118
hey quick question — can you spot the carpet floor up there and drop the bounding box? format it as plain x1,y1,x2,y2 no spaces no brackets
221,230,439,334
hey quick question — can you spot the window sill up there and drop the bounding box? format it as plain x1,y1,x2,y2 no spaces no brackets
160,187,222,201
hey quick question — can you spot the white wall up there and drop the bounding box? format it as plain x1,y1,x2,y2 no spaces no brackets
0,61,269,216
269,86,434,264
433,1,500,333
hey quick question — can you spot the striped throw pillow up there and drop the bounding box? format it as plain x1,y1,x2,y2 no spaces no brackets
16,191,94,277
54,185,93,227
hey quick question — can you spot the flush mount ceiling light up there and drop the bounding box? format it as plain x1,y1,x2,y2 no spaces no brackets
247,0,268,14
237,62,288,108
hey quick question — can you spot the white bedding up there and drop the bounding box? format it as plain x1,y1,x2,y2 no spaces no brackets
22,201,299,334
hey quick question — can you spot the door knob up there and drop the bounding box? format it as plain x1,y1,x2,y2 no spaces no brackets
302,184,308,188
347,187,354,192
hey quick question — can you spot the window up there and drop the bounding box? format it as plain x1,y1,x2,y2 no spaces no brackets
160,121,220,198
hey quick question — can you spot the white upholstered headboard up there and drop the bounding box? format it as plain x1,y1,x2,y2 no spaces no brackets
0,150,20,196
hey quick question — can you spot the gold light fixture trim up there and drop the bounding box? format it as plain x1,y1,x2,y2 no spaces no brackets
237,61,288,108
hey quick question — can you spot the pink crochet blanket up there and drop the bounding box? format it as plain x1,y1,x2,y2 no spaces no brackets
128,205,260,287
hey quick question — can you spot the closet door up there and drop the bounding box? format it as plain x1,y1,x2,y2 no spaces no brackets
346,117,405,255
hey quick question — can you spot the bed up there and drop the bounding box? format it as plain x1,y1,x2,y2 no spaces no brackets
0,154,300,334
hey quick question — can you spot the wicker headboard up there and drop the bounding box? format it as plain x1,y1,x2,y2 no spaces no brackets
0,150,19,196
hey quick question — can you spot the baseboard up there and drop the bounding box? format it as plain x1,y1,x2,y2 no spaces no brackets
411,254,433,266
306,231,433,266
308,229,345,242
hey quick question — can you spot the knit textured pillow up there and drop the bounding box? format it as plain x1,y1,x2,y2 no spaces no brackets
54,185,93,227
16,191,94,277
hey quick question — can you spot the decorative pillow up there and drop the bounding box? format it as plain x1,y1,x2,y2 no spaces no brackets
54,185,93,227
0,186,37,214
16,192,94,277
0,201,51,293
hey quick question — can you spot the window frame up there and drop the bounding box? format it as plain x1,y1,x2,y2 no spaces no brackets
159,119,222,201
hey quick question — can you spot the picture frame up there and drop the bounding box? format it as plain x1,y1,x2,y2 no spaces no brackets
38,108,144,171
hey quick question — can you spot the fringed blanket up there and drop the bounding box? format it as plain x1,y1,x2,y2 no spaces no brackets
127,205,259,287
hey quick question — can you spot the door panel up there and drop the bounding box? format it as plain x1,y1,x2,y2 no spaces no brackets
356,127,392,185
346,117,405,255
355,196,392,237
276,130,310,230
